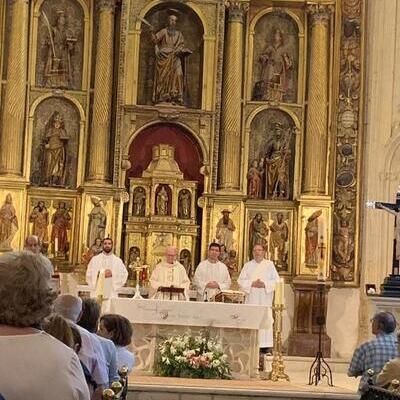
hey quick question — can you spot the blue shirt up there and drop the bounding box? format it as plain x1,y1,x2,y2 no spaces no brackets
95,334,119,385
348,333,398,390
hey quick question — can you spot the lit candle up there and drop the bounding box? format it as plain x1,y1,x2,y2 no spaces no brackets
280,278,285,305
318,217,325,242
54,238,58,253
274,247,279,261
274,282,281,305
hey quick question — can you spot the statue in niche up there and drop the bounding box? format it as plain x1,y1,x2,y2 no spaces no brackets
269,212,289,268
247,160,263,199
90,238,103,257
0,194,18,251
333,219,354,265
51,201,72,255
29,201,49,243
253,28,293,102
178,189,191,219
264,120,292,200
133,187,146,216
156,186,169,215
216,209,236,252
305,210,322,267
151,13,192,105
42,10,77,89
249,213,268,258
87,197,107,247
42,111,69,187
180,249,194,280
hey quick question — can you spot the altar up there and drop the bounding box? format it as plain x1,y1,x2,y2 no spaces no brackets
109,298,272,379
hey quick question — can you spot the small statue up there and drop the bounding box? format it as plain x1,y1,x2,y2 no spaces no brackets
216,209,236,252
178,189,191,219
29,201,49,244
133,187,146,216
305,210,322,267
87,197,107,247
156,186,169,216
249,213,268,258
0,194,18,251
247,160,263,199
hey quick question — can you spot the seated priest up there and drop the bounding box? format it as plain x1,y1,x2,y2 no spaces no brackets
193,242,231,301
149,246,190,300
86,238,128,306
237,244,280,354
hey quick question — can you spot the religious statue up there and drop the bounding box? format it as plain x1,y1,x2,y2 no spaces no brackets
0,194,18,251
29,201,49,243
87,197,107,247
178,189,191,219
333,219,354,265
269,212,289,267
42,10,77,89
151,14,192,105
51,201,72,255
179,249,194,280
249,213,268,258
253,28,293,102
156,186,169,216
133,187,146,216
42,111,69,187
218,244,229,264
90,238,103,256
265,120,292,200
225,250,238,278
216,209,236,252
305,210,322,267
247,160,263,199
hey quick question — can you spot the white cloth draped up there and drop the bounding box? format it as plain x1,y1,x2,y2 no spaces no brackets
86,252,128,300
237,259,280,347
193,260,231,301
149,261,190,300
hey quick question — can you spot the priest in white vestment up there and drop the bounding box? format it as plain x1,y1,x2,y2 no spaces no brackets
193,242,231,301
86,238,128,304
149,246,190,300
238,244,279,350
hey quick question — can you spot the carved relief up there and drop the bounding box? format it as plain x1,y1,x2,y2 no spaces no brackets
248,109,296,200
51,200,72,257
137,4,204,108
29,200,50,244
36,0,84,90
252,12,298,103
332,0,363,282
30,97,80,189
0,194,18,251
249,213,268,257
179,249,194,280
269,212,289,270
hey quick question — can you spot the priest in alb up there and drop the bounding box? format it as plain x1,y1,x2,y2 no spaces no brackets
238,244,280,351
86,238,128,302
149,246,190,300
193,242,231,301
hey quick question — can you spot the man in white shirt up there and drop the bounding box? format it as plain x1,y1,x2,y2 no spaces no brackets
193,242,231,301
86,238,128,301
149,246,190,300
237,244,280,352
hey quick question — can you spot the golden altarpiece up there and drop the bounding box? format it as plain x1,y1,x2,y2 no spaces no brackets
0,0,364,356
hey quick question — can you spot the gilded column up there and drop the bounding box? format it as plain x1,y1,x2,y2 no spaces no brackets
87,0,115,183
302,4,332,194
218,1,248,191
0,0,29,176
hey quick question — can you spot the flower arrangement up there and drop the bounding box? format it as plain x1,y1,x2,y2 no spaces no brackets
155,332,231,379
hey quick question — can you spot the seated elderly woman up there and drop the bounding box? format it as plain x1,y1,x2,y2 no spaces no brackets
0,251,89,400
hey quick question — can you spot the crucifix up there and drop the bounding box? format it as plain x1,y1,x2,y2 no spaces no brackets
366,187,400,275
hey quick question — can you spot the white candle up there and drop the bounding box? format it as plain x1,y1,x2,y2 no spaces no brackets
54,238,58,253
318,216,325,241
274,246,279,261
280,278,285,306
274,282,281,305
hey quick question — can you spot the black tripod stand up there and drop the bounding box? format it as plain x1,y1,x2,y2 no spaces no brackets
308,281,333,386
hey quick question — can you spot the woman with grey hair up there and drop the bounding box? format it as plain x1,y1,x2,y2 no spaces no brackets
0,251,89,400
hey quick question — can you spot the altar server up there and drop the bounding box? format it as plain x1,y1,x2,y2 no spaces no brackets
149,246,190,300
238,244,280,351
193,242,231,301
86,238,128,301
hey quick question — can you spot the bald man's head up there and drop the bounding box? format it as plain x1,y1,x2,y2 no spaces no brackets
165,246,177,264
24,235,41,254
54,294,83,323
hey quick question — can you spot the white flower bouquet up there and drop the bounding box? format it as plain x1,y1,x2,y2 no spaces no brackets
155,332,231,379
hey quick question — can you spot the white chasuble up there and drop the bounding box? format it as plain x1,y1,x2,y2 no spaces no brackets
193,260,231,301
237,259,280,347
149,261,190,300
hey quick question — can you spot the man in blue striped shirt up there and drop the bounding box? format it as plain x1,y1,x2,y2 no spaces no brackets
348,311,398,392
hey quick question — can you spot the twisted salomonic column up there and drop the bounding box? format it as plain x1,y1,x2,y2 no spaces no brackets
87,0,115,182
218,1,248,190
302,4,332,194
0,0,29,176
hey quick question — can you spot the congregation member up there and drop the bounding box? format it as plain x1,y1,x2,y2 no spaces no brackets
86,238,128,301
149,246,190,300
78,298,119,385
376,331,400,389
193,242,231,301
238,244,280,354
0,252,89,400
24,234,54,275
348,311,397,392
54,294,109,390
99,314,135,372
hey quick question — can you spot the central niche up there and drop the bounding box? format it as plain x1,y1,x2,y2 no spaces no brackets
137,2,204,109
